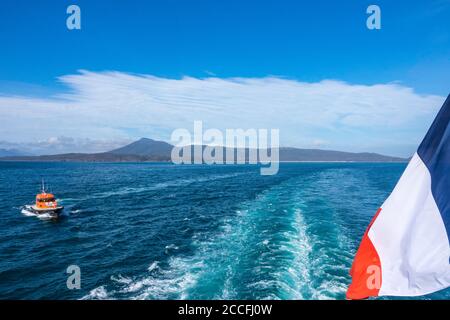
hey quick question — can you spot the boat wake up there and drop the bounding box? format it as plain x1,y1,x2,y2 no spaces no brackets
84,175,346,300
81,171,361,300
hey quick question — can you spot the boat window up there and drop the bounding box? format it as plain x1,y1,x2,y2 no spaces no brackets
38,198,55,202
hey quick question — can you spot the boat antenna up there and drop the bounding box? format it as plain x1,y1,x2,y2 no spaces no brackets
41,178,45,194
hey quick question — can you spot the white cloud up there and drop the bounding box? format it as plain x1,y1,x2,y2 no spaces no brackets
0,70,445,156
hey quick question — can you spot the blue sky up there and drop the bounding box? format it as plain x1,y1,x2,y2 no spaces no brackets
0,0,449,156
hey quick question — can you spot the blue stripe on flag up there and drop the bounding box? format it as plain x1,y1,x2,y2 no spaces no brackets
417,94,450,245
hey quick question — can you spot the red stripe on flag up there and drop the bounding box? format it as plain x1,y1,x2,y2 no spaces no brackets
346,208,382,300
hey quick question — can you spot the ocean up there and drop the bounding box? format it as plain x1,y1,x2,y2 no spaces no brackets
0,161,449,300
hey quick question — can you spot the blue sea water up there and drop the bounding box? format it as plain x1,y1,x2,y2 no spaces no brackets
0,162,449,300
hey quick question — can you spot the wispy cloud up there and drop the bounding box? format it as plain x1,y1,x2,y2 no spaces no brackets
0,70,445,156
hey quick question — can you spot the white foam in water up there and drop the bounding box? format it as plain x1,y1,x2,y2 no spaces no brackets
110,275,132,285
36,213,54,220
81,286,110,300
276,208,313,299
164,244,179,254
290,172,355,300
147,261,159,272
124,258,203,299
96,251,205,299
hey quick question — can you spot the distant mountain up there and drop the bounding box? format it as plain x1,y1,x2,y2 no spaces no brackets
278,147,406,162
108,138,173,157
0,138,407,162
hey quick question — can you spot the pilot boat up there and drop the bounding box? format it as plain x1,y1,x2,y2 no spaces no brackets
23,180,64,219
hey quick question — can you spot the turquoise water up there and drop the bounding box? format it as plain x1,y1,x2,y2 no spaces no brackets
0,162,449,300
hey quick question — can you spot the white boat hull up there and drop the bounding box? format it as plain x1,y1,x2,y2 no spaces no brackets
23,205,64,219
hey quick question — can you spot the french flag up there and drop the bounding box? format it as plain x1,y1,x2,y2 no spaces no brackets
347,95,450,299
